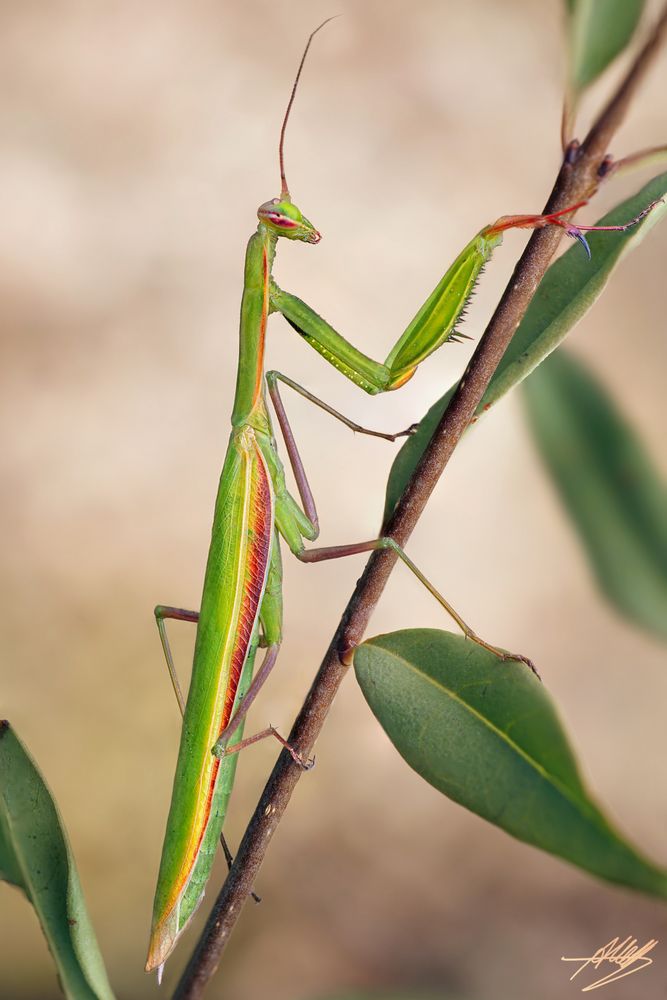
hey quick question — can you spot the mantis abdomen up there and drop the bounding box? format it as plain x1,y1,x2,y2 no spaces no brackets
147,428,274,970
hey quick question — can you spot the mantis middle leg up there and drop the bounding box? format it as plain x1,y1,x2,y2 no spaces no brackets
264,378,536,673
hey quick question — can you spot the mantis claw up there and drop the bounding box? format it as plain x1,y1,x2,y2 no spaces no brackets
300,753,316,772
212,723,314,767
565,227,592,260
501,651,541,680
266,725,314,770
464,630,540,680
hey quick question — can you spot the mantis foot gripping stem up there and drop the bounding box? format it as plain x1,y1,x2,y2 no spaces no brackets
213,725,314,771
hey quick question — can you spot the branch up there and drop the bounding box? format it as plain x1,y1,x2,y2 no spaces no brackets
172,8,667,997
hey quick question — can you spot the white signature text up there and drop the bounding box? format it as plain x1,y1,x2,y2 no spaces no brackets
561,936,657,991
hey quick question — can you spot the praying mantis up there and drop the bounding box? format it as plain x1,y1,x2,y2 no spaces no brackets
145,20,656,976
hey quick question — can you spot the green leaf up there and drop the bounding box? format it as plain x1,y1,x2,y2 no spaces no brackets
565,0,646,94
354,630,667,899
523,350,667,639
0,721,115,1000
383,174,667,523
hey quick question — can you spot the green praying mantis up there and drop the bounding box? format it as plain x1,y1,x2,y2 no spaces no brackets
145,20,656,977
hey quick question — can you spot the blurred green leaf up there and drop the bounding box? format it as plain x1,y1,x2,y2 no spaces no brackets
523,350,667,639
565,0,646,94
0,721,115,1000
383,174,667,524
355,630,667,898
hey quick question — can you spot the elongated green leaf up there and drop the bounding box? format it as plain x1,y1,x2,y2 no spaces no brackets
0,722,115,1000
565,0,646,94
384,174,667,523
523,350,667,639
355,630,667,899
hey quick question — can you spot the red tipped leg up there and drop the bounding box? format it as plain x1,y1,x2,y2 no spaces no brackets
487,198,662,260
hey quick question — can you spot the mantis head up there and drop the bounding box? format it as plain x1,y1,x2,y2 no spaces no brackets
257,198,321,244
258,17,336,247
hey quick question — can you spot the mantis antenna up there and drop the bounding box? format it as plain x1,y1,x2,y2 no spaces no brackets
279,16,339,200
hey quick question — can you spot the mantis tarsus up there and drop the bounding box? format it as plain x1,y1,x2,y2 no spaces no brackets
146,20,656,976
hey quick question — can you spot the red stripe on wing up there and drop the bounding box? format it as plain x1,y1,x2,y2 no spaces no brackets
186,439,274,893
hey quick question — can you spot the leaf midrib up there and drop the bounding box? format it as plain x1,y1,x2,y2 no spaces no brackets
367,642,609,830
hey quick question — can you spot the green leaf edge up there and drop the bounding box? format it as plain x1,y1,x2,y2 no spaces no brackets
566,0,646,94
522,349,667,640
0,721,115,1000
355,630,667,901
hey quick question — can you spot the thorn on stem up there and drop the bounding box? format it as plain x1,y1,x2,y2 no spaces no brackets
597,154,615,178
564,139,580,165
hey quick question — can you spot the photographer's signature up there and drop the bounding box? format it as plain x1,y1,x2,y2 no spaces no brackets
562,936,657,991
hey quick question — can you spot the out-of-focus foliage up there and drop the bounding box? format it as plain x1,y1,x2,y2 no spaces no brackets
355,630,667,898
0,722,115,1000
523,350,667,640
564,0,646,94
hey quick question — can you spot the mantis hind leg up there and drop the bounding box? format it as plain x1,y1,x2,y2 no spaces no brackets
212,642,313,770
263,392,536,674
154,605,199,714
295,538,538,676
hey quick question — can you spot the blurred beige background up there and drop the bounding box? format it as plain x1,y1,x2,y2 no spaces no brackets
2,2,666,998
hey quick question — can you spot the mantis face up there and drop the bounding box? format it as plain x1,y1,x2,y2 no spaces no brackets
257,198,321,244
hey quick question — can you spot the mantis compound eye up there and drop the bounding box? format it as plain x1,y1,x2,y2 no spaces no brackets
257,199,321,244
